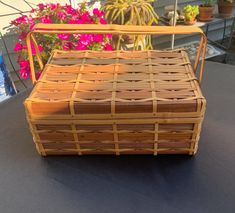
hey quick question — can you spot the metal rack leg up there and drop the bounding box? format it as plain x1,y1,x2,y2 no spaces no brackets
221,18,227,44
227,17,235,49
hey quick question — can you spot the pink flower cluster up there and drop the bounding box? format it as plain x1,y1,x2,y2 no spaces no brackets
11,3,113,80
19,60,30,79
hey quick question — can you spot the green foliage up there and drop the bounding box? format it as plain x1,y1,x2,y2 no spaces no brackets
183,5,199,21
102,0,159,50
201,0,215,6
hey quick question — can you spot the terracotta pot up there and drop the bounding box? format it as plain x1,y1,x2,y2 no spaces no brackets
112,34,146,50
218,1,233,18
199,6,214,22
185,19,197,25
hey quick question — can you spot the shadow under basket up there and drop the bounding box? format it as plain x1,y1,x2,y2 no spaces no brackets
24,49,206,156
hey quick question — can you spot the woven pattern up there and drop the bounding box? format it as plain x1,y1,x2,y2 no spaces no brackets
25,50,206,156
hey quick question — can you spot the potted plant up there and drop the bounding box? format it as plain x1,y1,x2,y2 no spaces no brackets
102,0,159,50
218,0,234,17
183,5,199,25
199,0,215,22
10,3,113,80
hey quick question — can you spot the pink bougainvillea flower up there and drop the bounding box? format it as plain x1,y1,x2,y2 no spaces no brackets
100,18,107,24
93,8,104,17
106,34,112,39
79,34,93,45
57,12,67,21
19,31,27,40
77,19,85,24
27,16,34,24
19,68,30,79
27,43,43,55
18,15,28,23
19,59,29,68
69,15,80,24
81,11,91,23
75,43,87,50
14,43,23,52
68,19,78,24
10,15,28,25
29,23,35,31
64,5,76,15
62,46,69,51
38,3,46,10
104,44,113,51
38,45,43,52
62,41,73,50
31,8,36,13
40,16,52,23
72,34,80,39
57,34,70,40
93,8,100,16
93,34,103,43
49,3,60,10
11,3,112,80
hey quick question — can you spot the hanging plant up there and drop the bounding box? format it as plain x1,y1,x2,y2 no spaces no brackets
102,0,159,50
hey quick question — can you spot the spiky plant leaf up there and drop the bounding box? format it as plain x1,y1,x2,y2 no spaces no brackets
102,0,159,50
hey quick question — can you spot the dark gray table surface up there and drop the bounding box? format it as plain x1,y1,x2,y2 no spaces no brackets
0,61,235,213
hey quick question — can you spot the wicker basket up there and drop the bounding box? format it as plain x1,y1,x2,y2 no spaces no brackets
24,24,207,156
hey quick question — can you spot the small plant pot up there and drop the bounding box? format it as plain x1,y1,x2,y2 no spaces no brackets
218,2,233,18
199,6,214,22
185,19,197,25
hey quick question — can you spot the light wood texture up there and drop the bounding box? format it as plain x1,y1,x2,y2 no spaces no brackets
25,49,206,156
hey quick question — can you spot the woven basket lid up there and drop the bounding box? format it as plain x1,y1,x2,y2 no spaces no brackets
25,50,205,118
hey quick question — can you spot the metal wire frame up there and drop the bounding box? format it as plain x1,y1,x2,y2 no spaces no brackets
26,24,207,84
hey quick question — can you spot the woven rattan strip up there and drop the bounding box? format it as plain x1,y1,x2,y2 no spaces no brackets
25,49,206,156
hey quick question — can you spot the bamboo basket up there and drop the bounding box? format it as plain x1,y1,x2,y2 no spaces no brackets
24,24,207,156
